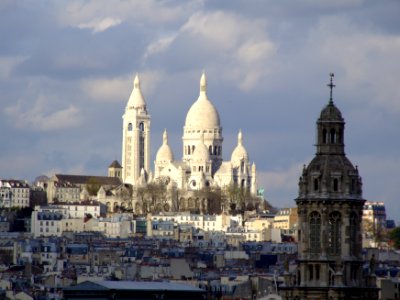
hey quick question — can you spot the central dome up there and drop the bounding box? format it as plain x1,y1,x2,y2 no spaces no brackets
184,73,221,129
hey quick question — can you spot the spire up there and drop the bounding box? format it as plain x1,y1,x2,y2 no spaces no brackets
327,72,336,104
163,129,168,145
238,129,243,145
134,73,140,89
127,73,146,110
200,72,207,94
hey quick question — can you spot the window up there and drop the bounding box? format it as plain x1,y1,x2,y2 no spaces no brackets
328,212,341,255
309,211,321,254
333,178,339,191
309,265,313,280
139,122,144,131
139,134,145,170
330,128,336,143
128,123,132,131
349,212,357,255
314,178,319,191
322,129,327,144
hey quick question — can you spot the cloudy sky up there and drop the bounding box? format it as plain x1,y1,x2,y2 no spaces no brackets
1,0,399,220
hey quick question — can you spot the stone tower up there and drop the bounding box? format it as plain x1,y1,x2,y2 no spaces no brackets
280,74,378,300
121,74,151,185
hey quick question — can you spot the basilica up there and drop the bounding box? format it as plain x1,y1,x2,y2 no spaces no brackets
105,73,260,214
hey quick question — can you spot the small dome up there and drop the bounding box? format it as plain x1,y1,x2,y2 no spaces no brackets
156,130,174,162
319,101,343,121
126,74,146,110
192,134,210,162
231,130,249,167
185,73,221,129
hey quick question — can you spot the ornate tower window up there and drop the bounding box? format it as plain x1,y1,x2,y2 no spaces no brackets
333,178,339,191
309,211,321,254
139,125,145,171
314,178,319,191
349,212,358,256
328,211,341,255
330,128,336,143
322,129,327,144
128,123,132,131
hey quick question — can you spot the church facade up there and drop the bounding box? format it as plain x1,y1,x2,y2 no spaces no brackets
280,75,378,300
111,73,260,214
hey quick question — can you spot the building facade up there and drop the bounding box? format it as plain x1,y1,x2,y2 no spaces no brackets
280,75,378,299
0,180,30,208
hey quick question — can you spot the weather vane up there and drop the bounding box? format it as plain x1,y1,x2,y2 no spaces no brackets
327,73,335,103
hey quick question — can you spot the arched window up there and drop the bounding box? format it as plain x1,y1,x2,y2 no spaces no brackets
351,179,356,193
241,179,245,188
128,123,133,131
314,178,319,191
338,128,343,143
349,212,358,255
328,212,341,255
209,145,212,155
333,178,339,191
309,211,321,254
330,128,336,143
322,129,327,144
139,122,144,131
188,146,191,155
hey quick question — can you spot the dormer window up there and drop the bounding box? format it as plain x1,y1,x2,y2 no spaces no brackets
314,179,319,191
333,178,339,191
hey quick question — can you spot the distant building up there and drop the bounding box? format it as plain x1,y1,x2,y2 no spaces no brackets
118,73,260,215
362,201,387,247
46,174,121,203
0,179,30,208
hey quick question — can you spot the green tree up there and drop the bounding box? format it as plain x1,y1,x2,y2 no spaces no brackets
389,227,400,249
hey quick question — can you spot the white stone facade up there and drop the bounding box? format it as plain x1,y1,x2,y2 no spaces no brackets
121,75,151,185
0,180,30,208
153,73,257,195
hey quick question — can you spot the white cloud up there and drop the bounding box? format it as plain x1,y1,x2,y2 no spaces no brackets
307,15,400,113
3,95,82,131
143,35,177,61
77,17,122,33
80,70,164,102
0,55,27,79
148,10,278,90
59,0,199,28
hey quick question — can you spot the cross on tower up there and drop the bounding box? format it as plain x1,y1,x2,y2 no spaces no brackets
327,72,336,104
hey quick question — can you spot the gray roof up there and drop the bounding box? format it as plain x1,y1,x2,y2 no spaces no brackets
65,280,204,292
54,174,121,186
108,160,122,168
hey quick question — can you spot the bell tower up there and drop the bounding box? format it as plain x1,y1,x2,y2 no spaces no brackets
121,74,151,185
280,74,378,300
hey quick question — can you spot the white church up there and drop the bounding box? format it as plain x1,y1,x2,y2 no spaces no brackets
108,72,260,214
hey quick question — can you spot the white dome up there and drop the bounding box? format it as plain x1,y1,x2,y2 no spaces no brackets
126,74,146,110
156,130,174,162
192,134,210,162
231,130,249,166
185,73,220,129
